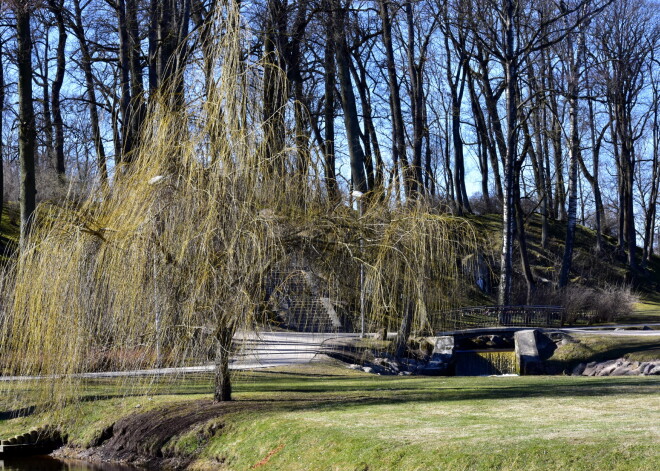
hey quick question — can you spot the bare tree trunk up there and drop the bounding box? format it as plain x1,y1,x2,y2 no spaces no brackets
379,0,411,198
334,1,368,193
622,128,638,271
0,44,4,216
476,46,507,166
423,96,435,197
445,24,469,214
547,65,566,220
498,0,517,306
148,0,158,93
16,6,37,246
262,0,286,177
644,77,660,265
323,1,338,201
526,58,549,249
351,57,384,192
405,2,424,197
171,0,191,110
514,166,535,303
49,0,67,178
158,0,175,85
559,12,586,288
40,30,54,169
127,0,145,147
117,0,134,161
468,73,496,209
72,0,108,183
582,71,605,253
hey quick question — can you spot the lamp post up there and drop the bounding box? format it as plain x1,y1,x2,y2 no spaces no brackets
351,190,365,339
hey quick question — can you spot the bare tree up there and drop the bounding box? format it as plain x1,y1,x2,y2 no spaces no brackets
559,3,589,288
15,2,37,245
594,0,659,271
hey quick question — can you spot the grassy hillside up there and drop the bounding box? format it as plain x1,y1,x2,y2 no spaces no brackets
0,203,19,261
468,213,660,321
1,202,658,321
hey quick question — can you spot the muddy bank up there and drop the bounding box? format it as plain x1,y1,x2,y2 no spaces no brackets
53,400,262,470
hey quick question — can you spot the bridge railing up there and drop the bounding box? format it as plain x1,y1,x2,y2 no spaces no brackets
430,305,596,331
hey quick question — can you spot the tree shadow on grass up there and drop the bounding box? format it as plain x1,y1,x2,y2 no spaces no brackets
2,374,657,425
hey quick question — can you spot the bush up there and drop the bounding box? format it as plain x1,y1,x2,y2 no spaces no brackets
468,193,502,215
531,284,638,323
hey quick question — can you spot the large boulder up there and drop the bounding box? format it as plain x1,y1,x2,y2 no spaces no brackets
574,359,660,376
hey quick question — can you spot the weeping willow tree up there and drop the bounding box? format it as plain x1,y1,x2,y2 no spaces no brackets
0,1,477,417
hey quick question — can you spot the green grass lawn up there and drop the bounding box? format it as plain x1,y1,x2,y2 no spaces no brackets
629,301,660,323
1,362,659,470
549,333,660,366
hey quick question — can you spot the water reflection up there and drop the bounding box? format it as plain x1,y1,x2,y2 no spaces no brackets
0,457,140,471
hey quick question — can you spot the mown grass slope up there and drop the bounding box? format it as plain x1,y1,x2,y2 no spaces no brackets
0,363,658,470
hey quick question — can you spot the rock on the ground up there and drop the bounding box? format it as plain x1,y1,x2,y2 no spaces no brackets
572,362,587,375
574,359,660,376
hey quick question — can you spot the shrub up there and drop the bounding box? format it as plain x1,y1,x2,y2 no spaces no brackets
532,284,638,323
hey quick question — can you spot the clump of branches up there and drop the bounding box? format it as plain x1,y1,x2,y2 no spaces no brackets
532,284,638,323
0,1,476,419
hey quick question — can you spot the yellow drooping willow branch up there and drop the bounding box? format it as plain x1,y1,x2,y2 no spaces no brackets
0,1,477,418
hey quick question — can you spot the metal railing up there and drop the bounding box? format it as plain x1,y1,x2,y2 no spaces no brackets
431,305,596,331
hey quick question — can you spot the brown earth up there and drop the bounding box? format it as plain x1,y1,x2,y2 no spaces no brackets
56,400,267,470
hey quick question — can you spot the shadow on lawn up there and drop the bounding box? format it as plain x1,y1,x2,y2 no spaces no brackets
2,374,658,423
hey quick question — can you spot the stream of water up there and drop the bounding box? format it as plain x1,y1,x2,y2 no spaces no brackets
0,457,141,471
454,350,519,376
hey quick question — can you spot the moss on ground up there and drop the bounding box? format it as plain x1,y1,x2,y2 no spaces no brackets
549,333,660,368
625,348,660,362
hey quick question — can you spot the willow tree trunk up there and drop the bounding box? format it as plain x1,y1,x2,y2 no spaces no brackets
395,300,414,359
16,7,37,247
214,326,234,402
